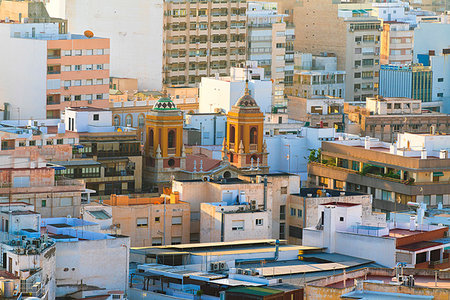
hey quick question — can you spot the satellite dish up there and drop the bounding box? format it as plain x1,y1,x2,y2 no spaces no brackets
84,30,94,38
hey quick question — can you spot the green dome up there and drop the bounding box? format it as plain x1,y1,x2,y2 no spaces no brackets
153,97,177,110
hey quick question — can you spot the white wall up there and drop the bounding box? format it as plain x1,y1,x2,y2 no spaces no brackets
45,0,164,91
185,114,227,145
431,55,450,113
199,78,272,113
54,237,129,297
0,25,47,120
413,23,450,63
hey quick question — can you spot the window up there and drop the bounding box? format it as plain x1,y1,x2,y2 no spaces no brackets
64,96,71,102
155,217,160,223
74,95,81,101
279,223,285,239
29,140,36,146
355,48,362,54
354,72,361,78
64,80,71,87
423,195,430,205
290,207,296,216
297,209,302,218
250,127,258,144
256,219,263,226
138,114,145,128
381,190,392,202
394,103,401,109
86,79,93,85
232,220,244,231
152,237,162,246
74,65,81,71
86,49,93,55
96,94,103,100
96,78,104,85
96,64,103,70
93,114,99,121
168,130,176,148
96,49,104,55
280,205,286,220
437,78,443,82
85,94,92,101
41,200,46,207
64,65,71,72
289,225,302,239
57,139,63,145
86,64,93,70
436,195,443,205
437,93,443,97
137,218,148,227
60,197,72,206
63,50,72,56
74,80,81,86
74,49,82,56
46,140,53,145
172,216,182,225
340,217,344,222
172,236,182,245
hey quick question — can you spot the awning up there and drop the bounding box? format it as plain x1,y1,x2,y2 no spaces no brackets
433,172,444,177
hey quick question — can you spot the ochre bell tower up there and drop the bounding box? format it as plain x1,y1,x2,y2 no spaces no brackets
224,89,268,173
144,97,185,191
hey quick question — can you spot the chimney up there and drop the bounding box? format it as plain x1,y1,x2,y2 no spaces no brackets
440,150,448,159
421,149,427,159
409,216,416,231
364,136,371,150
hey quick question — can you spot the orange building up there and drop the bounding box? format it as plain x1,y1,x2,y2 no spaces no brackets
102,192,190,247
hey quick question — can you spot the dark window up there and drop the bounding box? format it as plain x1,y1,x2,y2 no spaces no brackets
279,223,285,239
289,226,302,239
155,217,160,222
168,130,176,148
93,114,99,121
168,158,175,167
250,127,258,144
229,125,236,143
223,171,231,178
340,217,344,221
148,129,154,147
41,200,46,207
437,78,443,82
280,205,286,220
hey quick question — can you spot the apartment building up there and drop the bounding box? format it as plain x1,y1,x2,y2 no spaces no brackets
379,64,433,103
0,21,110,120
102,193,190,247
163,0,247,86
345,96,450,142
308,132,450,212
289,53,346,99
247,1,294,106
287,96,345,131
287,1,382,102
0,151,85,218
380,21,413,65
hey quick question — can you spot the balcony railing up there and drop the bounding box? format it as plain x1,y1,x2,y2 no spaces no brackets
104,170,134,177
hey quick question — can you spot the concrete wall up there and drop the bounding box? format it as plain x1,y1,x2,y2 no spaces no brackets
45,0,164,91
54,237,129,297
413,23,450,63
0,25,47,120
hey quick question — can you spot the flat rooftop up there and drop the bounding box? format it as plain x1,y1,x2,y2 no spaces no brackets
386,228,426,238
67,106,109,112
327,274,450,289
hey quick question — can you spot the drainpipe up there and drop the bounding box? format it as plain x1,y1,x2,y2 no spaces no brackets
220,208,224,242
274,239,280,261
263,176,268,210
213,115,217,145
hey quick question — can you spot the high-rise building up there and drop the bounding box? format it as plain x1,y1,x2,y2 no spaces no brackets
380,21,413,65
285,1,382,102
0,21,110,120
379,64,433,104
247,1,294,106
163,0,247,86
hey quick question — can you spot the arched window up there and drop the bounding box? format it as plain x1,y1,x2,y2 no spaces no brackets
223,171,231,179
250,127,258,144
148,129,154,147
138,114,145,128
113,115,120,126
125,114,133,127
229,125,236,143
168,130,176,148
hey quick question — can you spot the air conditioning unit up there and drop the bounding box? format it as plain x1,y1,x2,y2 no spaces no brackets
244,269,252,276
250,200,257,210
210,262,216,271
219,262,226,270
213,262,220,271
357,41,361,45
237,268,244,274
88,100,93,104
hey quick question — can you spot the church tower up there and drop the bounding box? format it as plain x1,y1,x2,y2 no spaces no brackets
225,87,268,173
144,97,185,190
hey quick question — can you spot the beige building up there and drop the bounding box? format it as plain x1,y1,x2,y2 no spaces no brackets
200,202,271,243
102,193,190,247
287,95,345,131
380,21,413,65
163,0,247,86
345,97,450,142
278,1,382,102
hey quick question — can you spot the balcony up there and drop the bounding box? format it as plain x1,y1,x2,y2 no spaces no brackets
47,49,61,59
105,170,134,177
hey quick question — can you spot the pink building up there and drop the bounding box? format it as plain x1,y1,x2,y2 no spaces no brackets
0,21,110,120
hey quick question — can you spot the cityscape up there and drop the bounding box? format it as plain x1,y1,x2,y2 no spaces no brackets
0,0,449,299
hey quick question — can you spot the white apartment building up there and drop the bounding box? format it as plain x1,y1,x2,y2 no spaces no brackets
45,0,164,91
247,2,293,106
200,201,271,243
380,21,413,65
185,112,227,145
199,64,273,113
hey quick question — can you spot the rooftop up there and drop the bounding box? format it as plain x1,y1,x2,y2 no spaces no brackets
67,106,109,112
